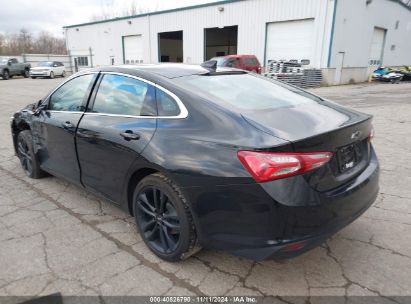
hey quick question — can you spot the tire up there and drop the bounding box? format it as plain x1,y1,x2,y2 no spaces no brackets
49,71,55,79
2,70,9,80
23,69,29,78
61,71,66,78
133,173,201,261
16,130,47,179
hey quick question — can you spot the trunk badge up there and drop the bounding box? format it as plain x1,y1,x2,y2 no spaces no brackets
345,161,355,169
351,130,362,140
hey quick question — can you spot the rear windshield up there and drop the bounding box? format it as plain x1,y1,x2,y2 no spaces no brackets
176,74,319,111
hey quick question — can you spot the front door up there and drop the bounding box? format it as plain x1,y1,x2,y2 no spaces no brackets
9,58,19,75
76,73,157,202
36,73,97,185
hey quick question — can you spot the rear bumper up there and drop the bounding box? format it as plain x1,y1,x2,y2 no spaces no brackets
231,190,376,260
183,149,379,260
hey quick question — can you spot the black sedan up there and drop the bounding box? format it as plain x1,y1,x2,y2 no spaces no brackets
10,64,379,261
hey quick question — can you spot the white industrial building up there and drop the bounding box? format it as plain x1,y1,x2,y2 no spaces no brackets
64,0,411,85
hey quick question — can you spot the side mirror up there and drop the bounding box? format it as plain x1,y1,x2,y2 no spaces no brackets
7,61,11,66
34,100,46,116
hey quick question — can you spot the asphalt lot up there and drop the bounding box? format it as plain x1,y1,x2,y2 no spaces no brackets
0,76,410,299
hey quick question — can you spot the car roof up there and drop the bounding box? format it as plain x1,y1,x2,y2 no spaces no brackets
92,63,243,79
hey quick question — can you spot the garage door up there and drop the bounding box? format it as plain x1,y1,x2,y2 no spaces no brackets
369,27,386,66
123,35,143,64
265,19,314,66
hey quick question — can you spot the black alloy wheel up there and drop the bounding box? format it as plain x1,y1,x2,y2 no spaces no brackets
133,173,200,261
17,135,33,176
136,186,181,254
16,131,47,179
3,70,9,80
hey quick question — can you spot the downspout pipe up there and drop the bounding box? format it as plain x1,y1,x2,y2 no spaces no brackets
327,0,338,68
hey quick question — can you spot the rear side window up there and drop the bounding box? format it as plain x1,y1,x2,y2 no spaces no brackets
177,74,317,111
156,88,180,116
244,58,258,66
226,58,240,68
92,74,156,116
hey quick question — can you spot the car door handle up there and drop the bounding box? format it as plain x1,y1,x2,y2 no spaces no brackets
62,121,74,129
120,130,140,141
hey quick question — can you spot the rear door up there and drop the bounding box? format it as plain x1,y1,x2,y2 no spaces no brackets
76,73,157,202
36,73,97,185
53,62,63,75
241,57,257,72
59,62,65,75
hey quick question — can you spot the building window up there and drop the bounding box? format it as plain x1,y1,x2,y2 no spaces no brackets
77,56,89,66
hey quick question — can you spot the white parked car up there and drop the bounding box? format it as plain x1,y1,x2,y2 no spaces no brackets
30,61,66,79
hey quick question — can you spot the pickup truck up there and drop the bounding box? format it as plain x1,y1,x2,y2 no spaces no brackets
0,58,31,80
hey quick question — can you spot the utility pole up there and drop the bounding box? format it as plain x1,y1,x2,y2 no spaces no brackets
89,47,93,67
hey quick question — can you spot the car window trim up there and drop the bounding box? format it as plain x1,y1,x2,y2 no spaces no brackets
42,71,100,111
41,71,188,119
48,111,85,114
85,71,188,119
47,73,99,112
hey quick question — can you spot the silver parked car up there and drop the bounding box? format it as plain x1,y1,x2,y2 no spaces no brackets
30,61,66,79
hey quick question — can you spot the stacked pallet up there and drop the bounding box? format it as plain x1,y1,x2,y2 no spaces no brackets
301,69,323,88
263,60,322,88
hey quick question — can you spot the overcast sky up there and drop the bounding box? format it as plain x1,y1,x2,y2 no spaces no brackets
0,0,220,37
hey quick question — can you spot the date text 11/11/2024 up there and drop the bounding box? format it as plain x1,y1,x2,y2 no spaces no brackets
149,296,258,303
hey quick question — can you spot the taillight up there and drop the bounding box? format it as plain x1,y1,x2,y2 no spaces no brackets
237,151,333,182
369,126,375,142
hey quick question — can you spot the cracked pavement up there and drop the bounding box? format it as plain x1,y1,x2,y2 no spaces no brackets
0,78,410,298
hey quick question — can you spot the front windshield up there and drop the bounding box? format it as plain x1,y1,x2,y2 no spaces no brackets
37,61,53,67
210,57,227,67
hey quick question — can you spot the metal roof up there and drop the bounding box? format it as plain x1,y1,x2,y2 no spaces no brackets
63,0,410,30
63,0,245,29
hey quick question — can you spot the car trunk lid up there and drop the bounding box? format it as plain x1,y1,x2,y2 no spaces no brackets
241,101,373,191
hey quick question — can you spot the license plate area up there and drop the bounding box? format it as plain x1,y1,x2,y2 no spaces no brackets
337,142,362,173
